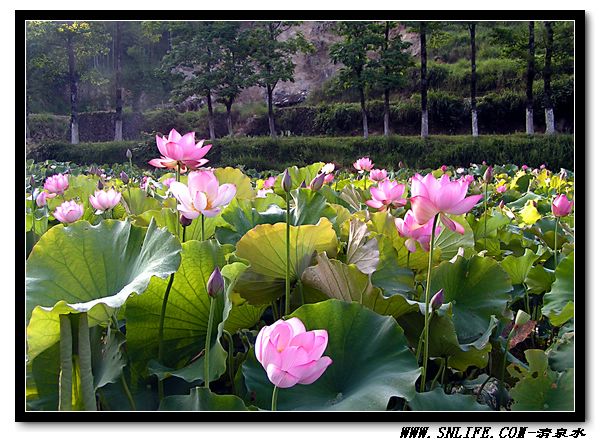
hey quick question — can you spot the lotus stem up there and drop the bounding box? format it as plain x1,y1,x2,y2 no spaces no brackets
182,225,186,243
498,329,515,410
201,214,205,242
271,385,279,411
271,301,280,321
554,217,559,267
157,273,176,401
483,182,488,250
223,330,236,395
30,191,36,242
406,251,410,269
431,359,445,388
204,296,217,390
176,164,181,238
420,213,439,393
58,314,73,411
285,190,291,315
120,373,136,411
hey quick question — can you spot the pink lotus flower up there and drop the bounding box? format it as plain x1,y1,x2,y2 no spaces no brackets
522,164,528,171
255,317,333,389
369,169,388,182
353,157,373,173
324,174,335,184
35,191,53,207
162,178,176,189
148,129,212,172
366,179,407,211
394,210,442,253
552,194,573,217
410,173,483,234
44,173,69,196
263,176,276,190
169,170,236,219
53,200,84,223
496,185,507,193
89,189,122,213
321,163,335,174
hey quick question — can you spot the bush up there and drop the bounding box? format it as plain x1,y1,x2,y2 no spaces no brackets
27,114,69,142
28,134,574,173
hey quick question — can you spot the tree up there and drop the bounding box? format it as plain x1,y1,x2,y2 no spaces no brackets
114,22,123,141
163,22,222,140
469,22,478,137
26,21,110,144
248,21,313,138
420,22,428,138
330,22,380,139
370,22,413,136
526,21,535,135
543,21,555,135
213,23,255,137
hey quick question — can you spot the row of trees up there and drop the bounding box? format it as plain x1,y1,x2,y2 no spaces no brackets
26,20,568,144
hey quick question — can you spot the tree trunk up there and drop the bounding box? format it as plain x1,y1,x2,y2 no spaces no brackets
544,21,555,135
225,100,234,136
383,22,391,137
526,21,535,135
470,23,478,137
420,22,428,138
383,89,390,136
359,86,368,139
206,91,215,140
114,22,123,141
67,32,79,144
267,84,276,138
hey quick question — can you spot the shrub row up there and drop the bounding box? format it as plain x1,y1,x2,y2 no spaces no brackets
27,82,574,143
27,134,574,172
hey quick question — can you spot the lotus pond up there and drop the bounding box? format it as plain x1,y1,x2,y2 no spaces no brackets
24,132,575,413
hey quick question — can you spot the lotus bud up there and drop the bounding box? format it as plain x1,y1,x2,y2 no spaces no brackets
179,214,193,227
120,171,129,184
514,310,531,327
29,175,36,188
483,166,493,184
440,165,447,172
207,267,224,298
282,169,292,193
310,173,325,192
97,180,104,190
126,148,133,160
430,289,444,311
559,169,568,181
499,200,505,209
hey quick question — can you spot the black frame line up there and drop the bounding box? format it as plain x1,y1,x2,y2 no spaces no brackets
16,9,585,423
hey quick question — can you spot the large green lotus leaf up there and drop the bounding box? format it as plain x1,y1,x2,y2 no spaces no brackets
26,219,181,360
372,234,414,296
500,249,539,285
510,350,574,411
429,255,511,343
433,215,475,260
28,343,60,410
301,253,419,318
409,387,491,411
214,167,254,200
472,210,511,241
253,192,286,211
223,292,268,334
548,331,574,372
397,305,497,371
122,187,164,215
242,300,420,410
507,191,543,210
290,188,329,226
215,198,285,245
234,218,338,304
525,265,555,295
346,218,380,274
159,386,250,411
125,240,235,378
338,185,363,213
542,252,574,326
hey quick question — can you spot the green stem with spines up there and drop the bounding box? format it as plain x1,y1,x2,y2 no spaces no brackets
554,216,560,267
420,213,439,393
201,214,205,242
204,296,217,389
271,385,279,411
285,190,291,315
157,273,176,401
